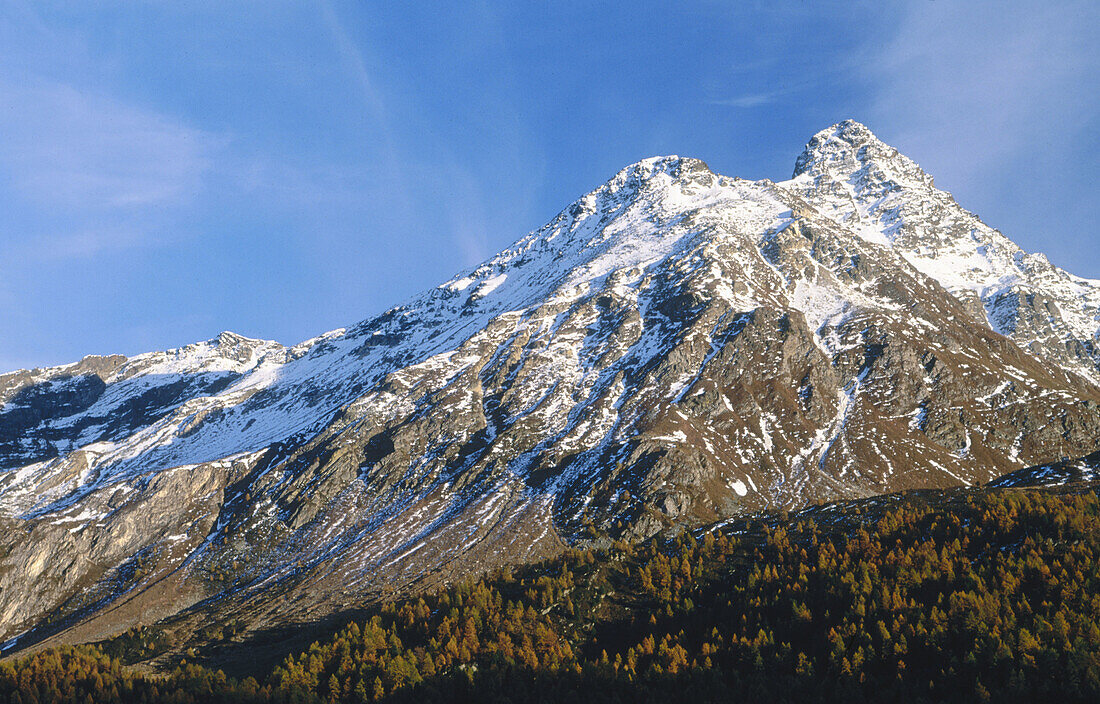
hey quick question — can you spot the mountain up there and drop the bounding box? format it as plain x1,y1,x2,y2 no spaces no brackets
2,120,1099,655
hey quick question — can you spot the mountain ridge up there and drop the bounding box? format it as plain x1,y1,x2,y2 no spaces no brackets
2,120,1100,657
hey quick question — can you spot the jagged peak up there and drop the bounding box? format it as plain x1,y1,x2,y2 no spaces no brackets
597,155,714,201
212,330,268,347
512,153,719,257
792,120,932,190
792,120,887,176
552,154,718,226
618,154,711,178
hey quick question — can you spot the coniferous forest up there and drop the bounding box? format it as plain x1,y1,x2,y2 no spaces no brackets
4,486,1100,703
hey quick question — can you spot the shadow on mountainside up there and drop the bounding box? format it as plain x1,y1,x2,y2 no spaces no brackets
0,371,244,471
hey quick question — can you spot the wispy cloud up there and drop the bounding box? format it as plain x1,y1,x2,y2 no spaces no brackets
313,0,542,274
709,90,787,108
6,225,160,262
0,79,216,211
864,0,1099,184
0,76,220,261
317,0,412,214
0,74,219,268
0,2,224,262
442,166,492,267
707,54,868,111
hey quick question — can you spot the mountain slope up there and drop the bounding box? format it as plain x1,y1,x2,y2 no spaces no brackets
2,121,1099,654
788,120,1100,384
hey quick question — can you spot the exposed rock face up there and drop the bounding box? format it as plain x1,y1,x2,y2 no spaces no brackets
2,121,1099,653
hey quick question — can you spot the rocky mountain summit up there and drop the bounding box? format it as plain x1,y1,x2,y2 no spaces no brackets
3,120,1099,655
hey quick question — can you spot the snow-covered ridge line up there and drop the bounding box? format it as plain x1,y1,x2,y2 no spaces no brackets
4,120,1098,510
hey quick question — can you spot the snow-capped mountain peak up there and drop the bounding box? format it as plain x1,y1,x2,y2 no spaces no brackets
792,119,933,191
784,121,1100,384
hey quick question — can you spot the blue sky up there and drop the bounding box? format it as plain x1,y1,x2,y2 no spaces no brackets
1,1,1097,370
